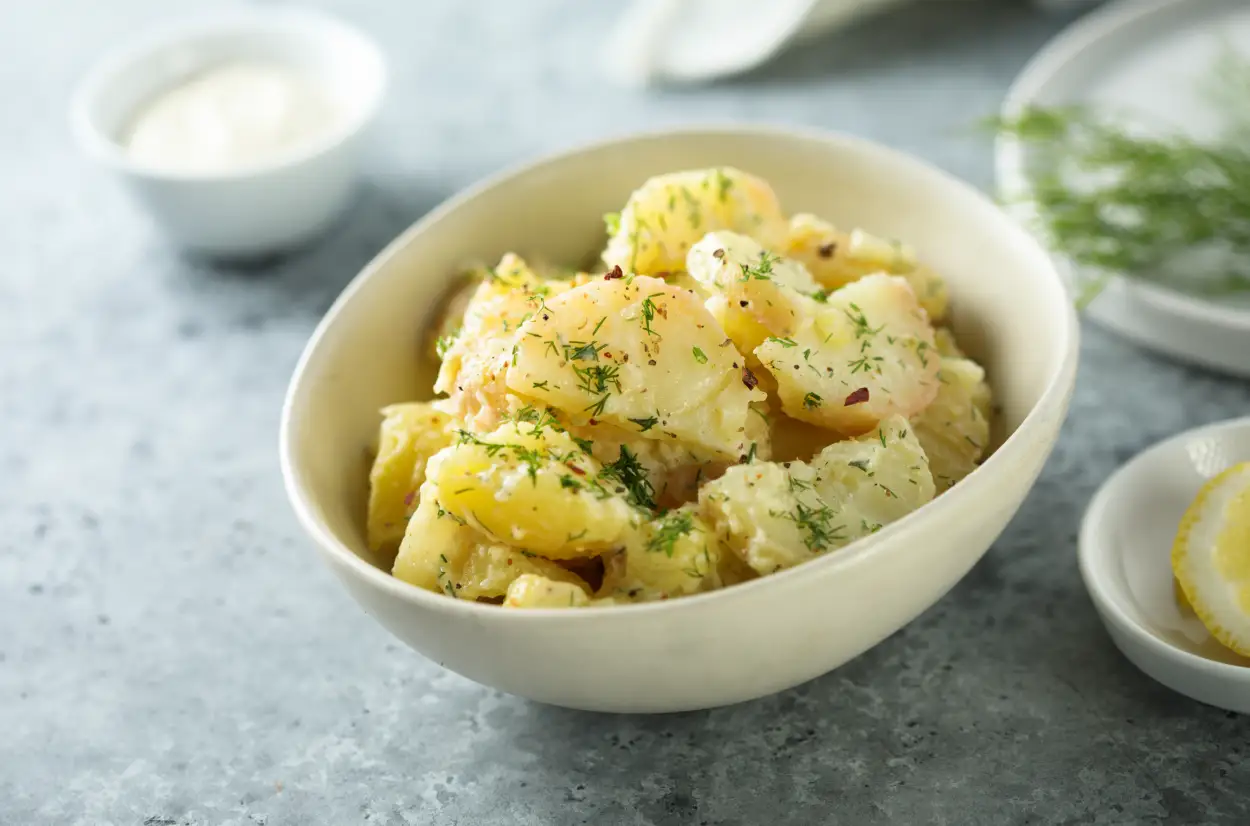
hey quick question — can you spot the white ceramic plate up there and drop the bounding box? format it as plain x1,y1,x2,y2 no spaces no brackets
996,0,1250,378
1080,417,1250,713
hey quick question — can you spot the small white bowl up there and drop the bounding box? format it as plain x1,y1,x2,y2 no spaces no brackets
280,126,1079,713
995,0,1250,378
1080,417,1250,714
71,9,386,259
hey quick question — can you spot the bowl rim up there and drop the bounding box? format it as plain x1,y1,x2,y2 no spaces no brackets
993,0,1250,333
280,123,1081,620
1078,415,1250,681
69,7,387,183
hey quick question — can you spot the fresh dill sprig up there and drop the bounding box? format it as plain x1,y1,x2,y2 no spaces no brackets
646,510,695,557
992,84,1250,306
599,445,656,510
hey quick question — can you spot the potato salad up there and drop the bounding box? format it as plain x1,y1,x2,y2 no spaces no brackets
366,168,993,608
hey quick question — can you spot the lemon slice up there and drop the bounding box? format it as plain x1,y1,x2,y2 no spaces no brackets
1172,462,1250,657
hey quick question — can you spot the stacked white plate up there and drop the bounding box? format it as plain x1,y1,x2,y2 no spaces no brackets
996,0,1250,378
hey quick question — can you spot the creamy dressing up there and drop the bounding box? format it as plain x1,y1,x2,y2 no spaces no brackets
123,61,339,173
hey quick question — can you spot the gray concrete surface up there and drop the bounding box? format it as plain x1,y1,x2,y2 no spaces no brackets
3,1,1248,824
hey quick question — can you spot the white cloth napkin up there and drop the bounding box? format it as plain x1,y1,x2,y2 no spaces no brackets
603,0,1100,87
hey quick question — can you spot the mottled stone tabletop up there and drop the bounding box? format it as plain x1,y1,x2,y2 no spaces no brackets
4,1,1249,824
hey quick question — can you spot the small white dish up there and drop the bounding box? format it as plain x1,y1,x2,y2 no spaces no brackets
996,0,1250,378
1080,417,1250,714
280,125,1078,713
71,9,386,259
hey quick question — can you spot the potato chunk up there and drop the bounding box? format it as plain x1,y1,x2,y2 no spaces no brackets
700,416,934,575
783,213,949,322
755,274,940,435
913,356,992,493
433,253,575,431
600,506,723,601
504,574,592,608
424,420,637,558
366,402,455,557
602,168,787,276
688,232,940,435
507,274,766,461
392,490,588,598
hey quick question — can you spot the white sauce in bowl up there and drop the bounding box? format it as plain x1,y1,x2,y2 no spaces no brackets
123,61,339,173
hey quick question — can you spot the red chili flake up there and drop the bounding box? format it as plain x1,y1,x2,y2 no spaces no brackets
713,249,725,259
403,491,416,507
818,242,837,258
844,387,870,406
604,265,624,280
506,558,513,566
742,366,759,390
587,418,599,426
567,464,587,476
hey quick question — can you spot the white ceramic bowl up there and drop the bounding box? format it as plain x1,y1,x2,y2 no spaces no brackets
1080,417,1250,714
280,127,1080,713
70,9,386,259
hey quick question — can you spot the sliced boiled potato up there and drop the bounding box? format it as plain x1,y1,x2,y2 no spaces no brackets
687,232,939,435
507,274,766,461
913,356,992,493
600,505,723,601
433,253,575,431
391,486,587,600
755,274,940,435
700,416,934,575
392,492,589,600
602,167,788,277
783,213,949,322
424,420,637,558
504,574,593,608
366,402,456,558
688,231,821,398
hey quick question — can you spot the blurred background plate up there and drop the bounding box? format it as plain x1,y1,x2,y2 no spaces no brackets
996,0,1250,378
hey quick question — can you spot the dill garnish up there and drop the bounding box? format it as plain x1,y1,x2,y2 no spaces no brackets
993,53,1250,306
599,445,656,510
781,500,844,552
640,292,664,337
647,510,695,557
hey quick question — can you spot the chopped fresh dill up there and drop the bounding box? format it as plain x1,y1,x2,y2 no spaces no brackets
640,292,664,337
991,52,1250,306
628,415,660,432
781,500,844,552
647,509,695,557
767,336,798,348
739,250,780,282
566,339,606,362
692,346,708,364
599,445,656,510
803,392,823,409
603,211,621,236
435,328,460,360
